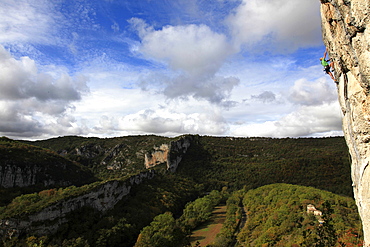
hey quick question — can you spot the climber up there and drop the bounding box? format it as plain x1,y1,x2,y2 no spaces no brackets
320,48,338,83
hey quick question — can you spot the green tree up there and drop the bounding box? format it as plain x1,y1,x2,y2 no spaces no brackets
313,201,337,246
135,212,184,247
62,237,90,247
179,190,222,230
95,218,134,247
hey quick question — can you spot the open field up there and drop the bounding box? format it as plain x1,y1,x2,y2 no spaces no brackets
190,205,227,246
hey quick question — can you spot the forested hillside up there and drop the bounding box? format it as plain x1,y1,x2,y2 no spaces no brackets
29,135,352,196
177,136,352,196
238,183,362,246
0,135,357,246
24,135,172,180
130,184,362,247
0,137,97,206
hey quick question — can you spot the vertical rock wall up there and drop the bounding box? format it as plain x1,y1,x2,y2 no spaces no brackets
144,136,192,172
0,170,155,238
144,144,170,169
320,0,370,244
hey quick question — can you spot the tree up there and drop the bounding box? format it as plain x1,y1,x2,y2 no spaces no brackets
135,212,184,247
62,237,90,247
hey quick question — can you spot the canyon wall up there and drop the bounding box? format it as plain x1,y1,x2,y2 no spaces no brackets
0,170,155,239
320,0,370,244
0,160,94,189
144,135,192,172
0,136,193,240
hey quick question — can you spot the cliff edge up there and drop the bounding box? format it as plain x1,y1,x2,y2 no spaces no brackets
320,0,370,244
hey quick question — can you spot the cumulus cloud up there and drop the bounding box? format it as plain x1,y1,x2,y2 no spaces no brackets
0,0,338,140
232,102,342,138
230,77,342,138
0,46,88,103
161,74,239,104
0,45,89,138
227,0,322,52
289,78,338,106
132,19,234,75
91,108,229,136
272,103,342,136
130,18,239,104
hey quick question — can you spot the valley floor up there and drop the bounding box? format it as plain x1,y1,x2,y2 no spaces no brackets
190,205,227,246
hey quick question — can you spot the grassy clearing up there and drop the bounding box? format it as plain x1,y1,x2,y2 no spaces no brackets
190,205,227,246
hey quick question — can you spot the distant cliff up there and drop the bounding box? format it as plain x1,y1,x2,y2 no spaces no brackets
320,0,370,245
0,138,95,188
0,170,155,239
28,135,193,179
0,135,193,241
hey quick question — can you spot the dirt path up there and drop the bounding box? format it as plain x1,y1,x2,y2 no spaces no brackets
189,205,227,246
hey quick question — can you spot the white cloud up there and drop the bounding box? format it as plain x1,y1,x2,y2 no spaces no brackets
230,75,342,139
114,108,229,136
0,45,89,138
0,0,59,44
70,83,230,137
133,20,234,75
0,46,88,102
231,102,342,138
289,77,338,106
130,18,239,104
0,0,340,140
227,0,322,52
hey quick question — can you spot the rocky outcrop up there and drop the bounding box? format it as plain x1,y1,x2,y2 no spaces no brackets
0,170,155,239
0,164,41,188
73,143,104,158
0,159,95,189
144,136,192,172
0,136,192,240
167,137,192,172
144,144,170,169
0,138,98,189
30,135,193,176
320,0,370,244
101,143,128,170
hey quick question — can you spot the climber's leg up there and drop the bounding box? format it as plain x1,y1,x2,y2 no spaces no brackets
329,61,335,72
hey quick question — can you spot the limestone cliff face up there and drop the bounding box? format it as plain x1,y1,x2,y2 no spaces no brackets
0,160,93,189
0,170,155,239
320,0,370,244
144,144,170,169
0,164,41,188
144,136,192,172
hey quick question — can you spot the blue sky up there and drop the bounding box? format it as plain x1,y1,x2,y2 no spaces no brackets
0,0,343,140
